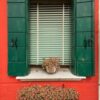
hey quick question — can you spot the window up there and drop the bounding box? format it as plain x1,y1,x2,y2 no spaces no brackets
29,0,72,66
8,0,94,79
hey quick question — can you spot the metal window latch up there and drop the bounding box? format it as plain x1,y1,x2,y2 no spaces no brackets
87,38,93,47
84,37,87,48
11,38,18,49
84,36,93,48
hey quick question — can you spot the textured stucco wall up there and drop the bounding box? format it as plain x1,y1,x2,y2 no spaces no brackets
0,0,99,100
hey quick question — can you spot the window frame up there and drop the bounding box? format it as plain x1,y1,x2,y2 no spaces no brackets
8,0,95,78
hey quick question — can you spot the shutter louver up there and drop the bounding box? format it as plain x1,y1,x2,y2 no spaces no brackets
29,2,73,65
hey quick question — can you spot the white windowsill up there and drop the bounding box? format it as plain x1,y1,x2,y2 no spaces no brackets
16,68,86,81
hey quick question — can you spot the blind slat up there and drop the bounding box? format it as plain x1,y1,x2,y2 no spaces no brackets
28,2,72,65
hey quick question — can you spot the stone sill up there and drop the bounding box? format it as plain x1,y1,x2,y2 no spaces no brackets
16,68,86,81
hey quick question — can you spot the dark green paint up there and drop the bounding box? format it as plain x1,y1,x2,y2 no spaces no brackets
72,0,94,76
77,2,92,17
76,47,93,62
8,0,25,2
8,62,28,76
8,3,25,17
76,32,92,46
8,47,26,62
8,0,29,76
76,62,94,76
8,33,26,47
8,18,26,32
76,18,92,32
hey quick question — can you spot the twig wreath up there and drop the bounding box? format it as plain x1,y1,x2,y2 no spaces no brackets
18,85,79,100
42,57,60,74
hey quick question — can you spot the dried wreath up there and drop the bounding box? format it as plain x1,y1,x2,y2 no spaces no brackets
42,57,60,74
18,85,79,100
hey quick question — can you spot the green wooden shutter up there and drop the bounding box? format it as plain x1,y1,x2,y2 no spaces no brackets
72,0,94,76
8,0,29,76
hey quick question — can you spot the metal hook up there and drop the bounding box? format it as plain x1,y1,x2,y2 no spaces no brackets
83,37,87,48
87,38,93,47
11,38,17,49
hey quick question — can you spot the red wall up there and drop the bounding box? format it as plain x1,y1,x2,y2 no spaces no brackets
0,0,99,100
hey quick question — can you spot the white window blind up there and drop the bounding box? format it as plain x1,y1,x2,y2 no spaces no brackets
28,2,72,65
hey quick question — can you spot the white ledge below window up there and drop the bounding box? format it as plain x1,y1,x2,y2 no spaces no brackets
16,68,86,81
